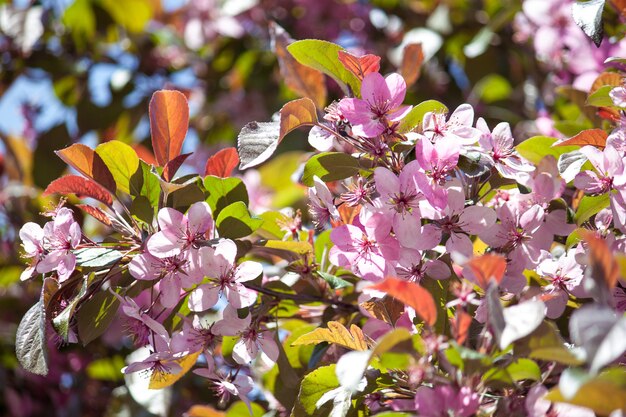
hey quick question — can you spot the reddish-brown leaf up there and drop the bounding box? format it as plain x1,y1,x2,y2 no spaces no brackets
279,98,318,140
370,278,437,327
598,107,621,122
359,296,405,325
133,143,157,165
590,71,623,95
205,147,239,178
337,50,381,81
270,22,327,108
163,152,192,182
55,144,116,193
554,128,607,149
44,175,113,206
400,43,424,88
468,254,507,289
582,230,620,289
451,309,472,345
149,90,189,167
332,204,361,227
76,204,111,226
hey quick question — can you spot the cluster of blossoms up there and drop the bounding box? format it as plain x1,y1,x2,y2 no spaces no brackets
15,43,626,415
514,0,626,91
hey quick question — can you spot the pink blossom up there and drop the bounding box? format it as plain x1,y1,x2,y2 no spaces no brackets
414,137,459,209
525,384,595,417
129,247,200,309
308,176,340,229
338,72,410,137
420,104,481,146
147,201,213,258
476,118,534,181
413,385,479,417
171,315,216,355
396,248,450,282
611,86,626,108
212,305,279,366
111,291,171,351
193,357,255,414
18,222,45,281
188,239,261,311
329,212,399,281
123,351,182,376
37,208,82,282
536,250,585,318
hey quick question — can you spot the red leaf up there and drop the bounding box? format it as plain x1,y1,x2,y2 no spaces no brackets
163,152,192,182
44,175,113,206
400,43,424,88
205,147,240,178
370,277,437,327
337,50,381,81
55,144,116,193
149,90,189,167
554,128,607,149
133,143,157,165
76,204,111,226
468,254,507,289
582,230,620,290
451,309,472,345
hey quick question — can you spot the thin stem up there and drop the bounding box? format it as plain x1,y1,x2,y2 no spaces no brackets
243,282,358,312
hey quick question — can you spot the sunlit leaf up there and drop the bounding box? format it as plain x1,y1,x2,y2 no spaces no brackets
205,147,239,178
370,278,437,327
301,152,361,186
149,90,189,167
337,50,380,81
572,0,605,46
44,175,113,206
149,351,201,389
291,321,368,351
399,43,424,87
215,201,263,239
280,98,318,141
574,194,610,225
397,100,447,133
95,140,140,194
55,144,116,192
468,253,507,289
516,136,578,165
16,299,48,375
554,128,607,149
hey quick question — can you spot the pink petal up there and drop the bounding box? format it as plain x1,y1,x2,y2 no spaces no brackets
361,72,390,107
235,261,263,282
188,284,220,312
374,167,400,198
187,202,213,236
384,73,407,109
460,205,497,234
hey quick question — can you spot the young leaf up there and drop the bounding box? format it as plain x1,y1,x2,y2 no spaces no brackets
270,22,326,108
205,147,239,178
291,321,368,351
586,85,615,107
370,278,437,327
572,0,605,47
301,152,361,187
204,176,249,218
574,194,610,225
293,365,339,416
467,253,507,289
286,40,361,96
399,43,424,87
396,100,448,133
44,175,113,206
15,300,48,375
554,128,607,149
237,120,281,170
55,143,116,192
149,351,201,389
215,201,263,239
280,98,318,140
95,140,140,194
337,50,380,81
149,90,189,167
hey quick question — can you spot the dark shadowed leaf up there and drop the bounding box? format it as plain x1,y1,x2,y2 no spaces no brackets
163,152,192,182
216,202,263,239
316,271,352,289
359,296,405,326
149,90,189,167
77,290,120,345
44,175,113,206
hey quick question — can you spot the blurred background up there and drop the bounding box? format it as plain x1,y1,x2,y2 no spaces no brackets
0,0,622,415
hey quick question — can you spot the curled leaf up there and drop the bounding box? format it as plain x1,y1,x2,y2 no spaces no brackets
291,321,368,351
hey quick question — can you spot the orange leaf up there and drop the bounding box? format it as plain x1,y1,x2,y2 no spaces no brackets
610,0,626,16
44,175,113,206
149,350,200,389
185,405,226,417
149,90,189,167
400,43,424,88
76,204,111,226
581,230,620,290
337,50,381,81
590,71,623,95
205,147,239,178
333,204,360,227
55,144,116,193
451,309,472,345
133,143,157,165
554,128,607,149
370,278,437,327
279,97,318,140
291,321,368,351
468,254,507,289
270,22,327,108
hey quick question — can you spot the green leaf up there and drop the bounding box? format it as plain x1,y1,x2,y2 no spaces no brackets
316,271,353,289
52,275,90,341
62,0,95,49
483,358,541,386
74,248,123,268
516,136,578,165
287,40,361,96
216,202,263,239
130,160,160,208
86,356,125,381
586,85,615,107
204,176,249,218
226,401,265,417
302,152,361,186
474,74,512,103
575,194,610,225
77,290,121,345
513,321,583,366
293,365,340,416
100,0,153,33
397,100,448,133
95,141,140,195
